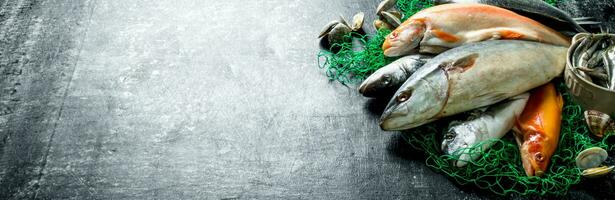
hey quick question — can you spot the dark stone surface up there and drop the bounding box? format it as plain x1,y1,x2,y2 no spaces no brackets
0,0,613,199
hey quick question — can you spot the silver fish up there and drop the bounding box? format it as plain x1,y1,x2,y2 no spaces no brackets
380,40,566,130
359,55,431,97
605,45,615,90
442,93,529,167
434,0,587,34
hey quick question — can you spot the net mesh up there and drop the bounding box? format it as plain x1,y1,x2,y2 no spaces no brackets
402,82,614,196
316,0,614,196
317,0,433,84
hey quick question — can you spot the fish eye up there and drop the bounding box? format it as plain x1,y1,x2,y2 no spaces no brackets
396,91,411,102
535,153,544,162
444,131,456,140
389,31,399,39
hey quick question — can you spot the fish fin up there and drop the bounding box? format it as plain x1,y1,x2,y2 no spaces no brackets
498,30,526,40
512,117,525,146
439,53,479,73
465,28,534,43
431,29,460,43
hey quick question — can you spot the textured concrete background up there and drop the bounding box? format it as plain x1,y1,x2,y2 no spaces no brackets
0,0,613,199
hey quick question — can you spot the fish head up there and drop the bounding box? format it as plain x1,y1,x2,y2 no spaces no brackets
358,70,397,97
359,58,420,97
383,20,425,57
519,133,549,177
379,67,449,130
441,121,478,167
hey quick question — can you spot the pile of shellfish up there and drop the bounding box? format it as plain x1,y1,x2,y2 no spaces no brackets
579,94,615,178
318,0,404,51
318,12,364,52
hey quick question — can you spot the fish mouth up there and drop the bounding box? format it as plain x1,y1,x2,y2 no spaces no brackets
452,151,470,167
358,79,395,98
379,114,411,130
379,115,399,130
530,160,546,177
382,40,404,57
358,80,381,97
379,115,426,131
382,40,392,53
379,105,413,130
521,150,546,177
453,159,468,168
358,81,370,95
523,164,545,177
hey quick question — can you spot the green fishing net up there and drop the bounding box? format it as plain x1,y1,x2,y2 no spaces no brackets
317,0,614,197
402,82,614,196
317,0,433,84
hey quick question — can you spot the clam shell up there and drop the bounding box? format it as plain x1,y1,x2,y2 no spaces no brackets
319,21,340,38
388,11,403,19
381,11,401,28
584,110,613,138
376,0,397,15
351,12,365,32
581,166,614,178
576,147,608,170
327,23,352,45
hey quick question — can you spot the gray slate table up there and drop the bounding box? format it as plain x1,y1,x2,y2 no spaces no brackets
0,0,614,199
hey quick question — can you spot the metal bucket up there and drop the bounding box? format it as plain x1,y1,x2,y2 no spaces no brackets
564,33,615,117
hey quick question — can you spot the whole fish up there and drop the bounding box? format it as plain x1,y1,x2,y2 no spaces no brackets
359,55,432,97
513,83,563,177
380,40,566,131
434,0,587,34
442,93,529,167
382,3,570,57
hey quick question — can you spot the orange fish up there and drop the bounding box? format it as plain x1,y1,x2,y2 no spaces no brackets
513,83,563,177
382,3,571,57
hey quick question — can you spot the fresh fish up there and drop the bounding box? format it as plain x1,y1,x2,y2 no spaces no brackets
569,34,615,89
513,83,563,177
379,40,566,131
382,3,570,57
442,93,529,167
359,55,432,97
434,0,588,34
